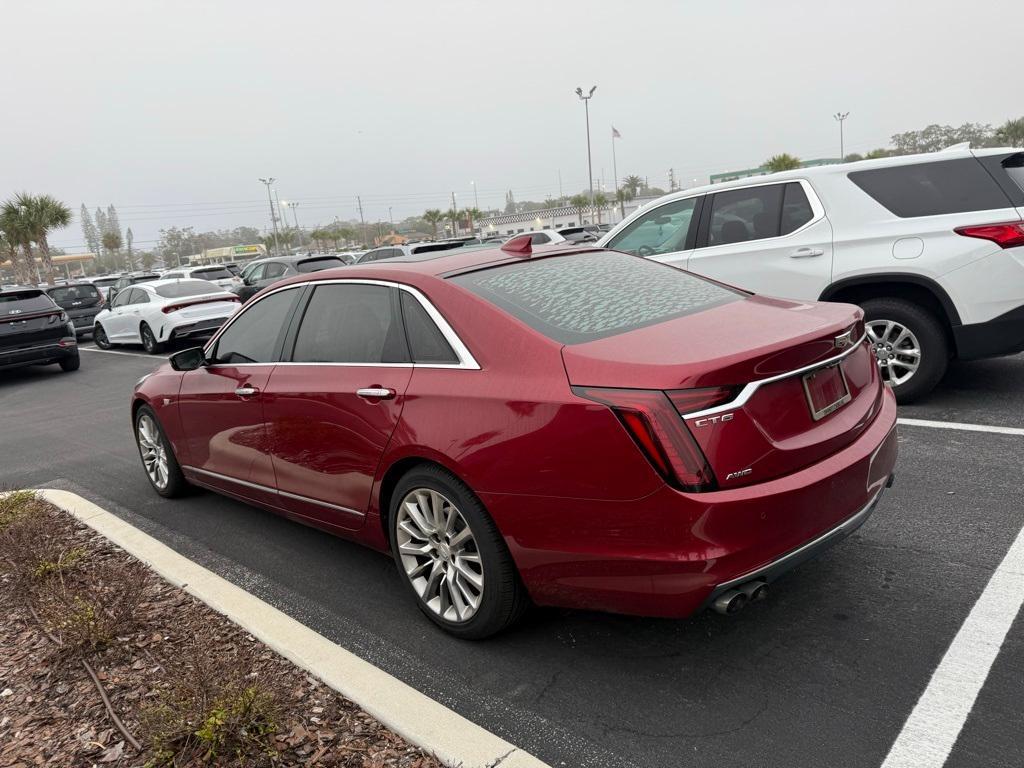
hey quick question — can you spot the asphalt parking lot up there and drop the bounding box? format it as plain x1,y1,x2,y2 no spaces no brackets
3,342,1023,768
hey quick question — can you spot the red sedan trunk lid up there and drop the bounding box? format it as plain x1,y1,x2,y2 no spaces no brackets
562,295,884,488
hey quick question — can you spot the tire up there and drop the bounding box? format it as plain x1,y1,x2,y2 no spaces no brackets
58,351,80,372
134,405,188,498
140,323,163,354
860,297,948,403
93,323,112,349
388,465,528,639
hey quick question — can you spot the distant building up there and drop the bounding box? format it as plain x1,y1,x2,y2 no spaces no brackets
477,196,660,238
192,244,267,264
709,158,842,184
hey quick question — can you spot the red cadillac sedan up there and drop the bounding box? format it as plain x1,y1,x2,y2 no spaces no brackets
132,240,897,638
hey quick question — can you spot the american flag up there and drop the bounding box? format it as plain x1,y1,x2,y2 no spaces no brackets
611,126,621,139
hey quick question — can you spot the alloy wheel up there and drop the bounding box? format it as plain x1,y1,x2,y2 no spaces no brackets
395,488,484,624
137,413,169,489
866,318,921,387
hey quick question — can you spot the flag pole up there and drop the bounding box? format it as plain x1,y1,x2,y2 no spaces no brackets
612,126,621,219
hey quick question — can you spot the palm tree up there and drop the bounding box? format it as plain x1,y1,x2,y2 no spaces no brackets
443,208,460,237
763,154,802,172
996,117,1024,147
568,194,590,224
102,231,123,271
0,199,36,284
621,175,643,197
0,229,30,285
615,187,634,218
13,193,72,284
592,192,609,224
422,209,444,240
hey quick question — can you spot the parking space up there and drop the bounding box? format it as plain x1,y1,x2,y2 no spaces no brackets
1,352,1022,768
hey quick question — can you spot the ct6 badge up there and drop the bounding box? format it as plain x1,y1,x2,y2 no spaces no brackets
693,413,734,427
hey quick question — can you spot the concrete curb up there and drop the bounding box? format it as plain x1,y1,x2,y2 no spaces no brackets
38,489,551,768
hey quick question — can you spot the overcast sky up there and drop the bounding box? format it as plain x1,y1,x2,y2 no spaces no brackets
3,0,1021,251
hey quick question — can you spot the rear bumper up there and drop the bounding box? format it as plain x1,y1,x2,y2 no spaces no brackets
0,339,78,370
68,310,100,335
162,316,228,342
953,303,1024,360
490,387,898,619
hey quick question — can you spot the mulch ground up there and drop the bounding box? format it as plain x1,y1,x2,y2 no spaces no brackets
0,498,444,767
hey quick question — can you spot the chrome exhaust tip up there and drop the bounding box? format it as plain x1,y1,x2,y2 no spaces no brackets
739,580,769,602
712,589,748,615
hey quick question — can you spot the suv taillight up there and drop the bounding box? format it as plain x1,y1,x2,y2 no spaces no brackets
954,222,1024,248
572,386,717,492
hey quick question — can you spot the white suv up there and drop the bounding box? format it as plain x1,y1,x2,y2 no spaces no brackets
598,146,1024,401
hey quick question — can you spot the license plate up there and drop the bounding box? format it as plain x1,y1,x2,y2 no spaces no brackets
802,363,851,421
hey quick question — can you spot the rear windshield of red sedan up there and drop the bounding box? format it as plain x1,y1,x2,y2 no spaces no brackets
449,250,741,344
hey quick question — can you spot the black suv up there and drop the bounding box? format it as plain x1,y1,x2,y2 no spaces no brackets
107,272,161,303
0,288,80,372
43,282,104,338
234,254,346,302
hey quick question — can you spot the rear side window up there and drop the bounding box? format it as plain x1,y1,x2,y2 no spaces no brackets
708,184,784,245
0,291,54,314
400,291,457,364
291,284,408,363
780,183,815,234
848,159,1012,217
296,256,344,273
450,251,740,345
213,288,298,364
263,262,287,279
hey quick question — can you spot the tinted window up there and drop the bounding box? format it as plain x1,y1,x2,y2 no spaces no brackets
780,182,814,235
92,278,118,289
291,284,407,363
450,251,740,344
192,267,232,280
607,197,698,256
400,291,457,364
529,233,551,244
127,288,150,305
154,280,223,299
848,159,1011,217
296,256,344,273
213,288,297,364
111,289,132,308
263,262,287,279
162,272,183,280
0,291,54,314
48,285,100,303
130,275,160,285
360,249,396,263
708,184,784,245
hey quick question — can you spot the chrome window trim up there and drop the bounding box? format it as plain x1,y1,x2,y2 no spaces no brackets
203,278,480,370
680,333,868,420
184,465,365,518
696,178,825,251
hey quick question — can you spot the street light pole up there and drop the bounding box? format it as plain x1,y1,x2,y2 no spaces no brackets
283,201,302,247
575,86,597,211
258,178,281,256
834,112,850,160
470,181,479,209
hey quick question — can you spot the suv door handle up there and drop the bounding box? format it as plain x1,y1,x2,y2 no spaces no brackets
234,386,259,398
356,387,396,400
790,247,825,258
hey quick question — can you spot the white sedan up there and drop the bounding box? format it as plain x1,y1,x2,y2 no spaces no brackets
92,279,240,354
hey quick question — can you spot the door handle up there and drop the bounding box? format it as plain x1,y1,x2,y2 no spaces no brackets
234,386,259,397
790,247,825,258
356,387,396,400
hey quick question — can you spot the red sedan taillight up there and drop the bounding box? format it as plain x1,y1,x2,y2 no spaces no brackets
954,221,1024,248
572,386,728,492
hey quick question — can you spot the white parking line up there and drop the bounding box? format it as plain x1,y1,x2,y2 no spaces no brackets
80,346,168,360
881,521,1024,768
897,417,1024,437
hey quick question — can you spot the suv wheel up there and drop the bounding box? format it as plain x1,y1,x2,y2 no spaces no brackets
59,350,80,372
389,465,528,639
861,297,948,403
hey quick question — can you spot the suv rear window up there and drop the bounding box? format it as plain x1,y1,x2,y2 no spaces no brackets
296,256,344,273
154,280,222,298
48,285,100,303
848,158,1012,218
192,267,232,280
0,291,55,314
450,251,740,344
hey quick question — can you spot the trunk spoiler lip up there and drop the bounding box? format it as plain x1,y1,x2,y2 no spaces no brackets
679,332,868,420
